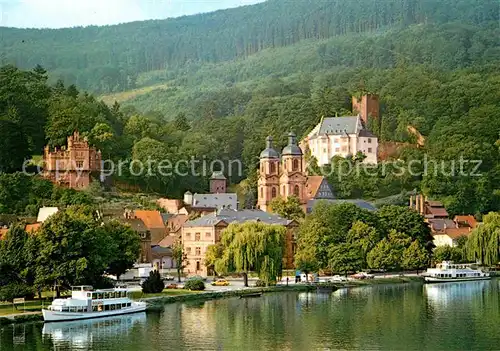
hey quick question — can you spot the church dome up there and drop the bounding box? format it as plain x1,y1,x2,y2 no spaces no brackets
282,132,302,156
260,136,280,159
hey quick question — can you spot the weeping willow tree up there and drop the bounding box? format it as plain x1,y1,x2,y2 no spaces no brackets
466,212,500,266
215,222,285,287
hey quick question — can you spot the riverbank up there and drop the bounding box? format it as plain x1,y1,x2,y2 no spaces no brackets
0,277,424,325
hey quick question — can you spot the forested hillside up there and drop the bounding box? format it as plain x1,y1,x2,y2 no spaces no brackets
0,0,500,217
1,0,498,93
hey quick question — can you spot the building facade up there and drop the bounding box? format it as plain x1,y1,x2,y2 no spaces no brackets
303,115,378,165
43,131,101,189
409,195,477,247
182,209,298,277
257,133,335,212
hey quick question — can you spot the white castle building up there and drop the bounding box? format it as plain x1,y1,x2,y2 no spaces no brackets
303,115,378,165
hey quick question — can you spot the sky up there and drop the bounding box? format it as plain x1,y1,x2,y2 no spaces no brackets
0,0,266,28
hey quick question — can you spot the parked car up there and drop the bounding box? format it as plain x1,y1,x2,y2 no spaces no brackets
330,275,348,282
163,275,175,281
211,279,230,286
351,272,374,280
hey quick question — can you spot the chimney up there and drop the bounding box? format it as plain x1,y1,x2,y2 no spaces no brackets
409,195,414,210
415,195,419,213
419,195,424,215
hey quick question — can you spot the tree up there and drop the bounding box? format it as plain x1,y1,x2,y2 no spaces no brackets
104,221,141,280
346,221,381,265
34,206,112,296
466,212,500,265
0,119,30,173
172,242,187,283
141,270,164,293
402,240,429,272
174,112,190,131
294,242,320,280
328,243,364,276
367,231,411,272
0,283,34,306
204,243,224,279
433,245,463,264
269,196,305,222
215,222,285,286
295,202,377,271
377,205,433,251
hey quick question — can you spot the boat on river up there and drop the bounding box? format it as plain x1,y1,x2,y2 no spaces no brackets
423,261,491,283
42,286,147,322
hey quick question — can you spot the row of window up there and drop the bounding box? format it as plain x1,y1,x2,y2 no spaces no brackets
92,303,132,312
260,159,301,173
185,232,212,240
313,147,373,154
260,185,300,199
186,247,202,256
60,303,132,313
88,291,127,299
436,273,481,278
319,138,372,144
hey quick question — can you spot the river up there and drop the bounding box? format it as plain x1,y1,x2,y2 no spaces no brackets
2,280,499,350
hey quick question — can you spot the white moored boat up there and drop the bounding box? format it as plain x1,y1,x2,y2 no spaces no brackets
42,286,147,322
424,261,491,283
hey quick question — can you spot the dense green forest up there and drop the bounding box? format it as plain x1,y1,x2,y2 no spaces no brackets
1,0,498,93
0,0,499,217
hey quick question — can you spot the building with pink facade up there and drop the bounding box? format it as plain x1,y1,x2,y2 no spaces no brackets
43,131,101,189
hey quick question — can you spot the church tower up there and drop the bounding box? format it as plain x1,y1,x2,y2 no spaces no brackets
257,136,280,211
280,132,307,205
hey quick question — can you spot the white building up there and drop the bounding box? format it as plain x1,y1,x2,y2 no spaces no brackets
304,115,378,165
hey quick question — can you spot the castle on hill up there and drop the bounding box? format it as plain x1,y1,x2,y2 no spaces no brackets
43,131,101,189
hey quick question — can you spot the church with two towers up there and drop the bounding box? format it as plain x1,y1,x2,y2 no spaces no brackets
257,132,335,213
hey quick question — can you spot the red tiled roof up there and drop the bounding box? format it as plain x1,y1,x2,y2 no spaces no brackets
427,200,444,207
25,223,42,233
305,176,325,200
443,227,472,239
134,210,165,230
427,206,448,217
454,215,477,228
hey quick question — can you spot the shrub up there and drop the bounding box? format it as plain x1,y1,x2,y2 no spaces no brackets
0,283,35,303
254,279,266,287
254,279,276,287
141,270,165,293
184,279,205,291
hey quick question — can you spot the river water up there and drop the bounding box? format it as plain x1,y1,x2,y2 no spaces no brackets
2,280,499,350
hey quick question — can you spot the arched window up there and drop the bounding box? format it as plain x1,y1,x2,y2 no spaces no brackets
260,187,263,198
293,159,299,171
294,185,300,197
271,187,277,198
270,162,276,174
260,164,264,173
282,185,286,196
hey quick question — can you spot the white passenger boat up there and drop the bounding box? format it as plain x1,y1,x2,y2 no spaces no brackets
42,286,147,322
424,261,491,283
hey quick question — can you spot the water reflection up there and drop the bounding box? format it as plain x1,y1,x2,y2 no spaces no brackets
424,281,486,308
2,282,500,350
42,312,147,349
